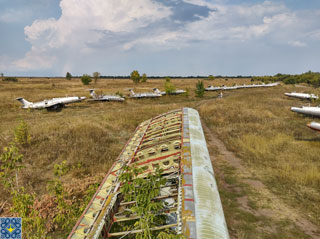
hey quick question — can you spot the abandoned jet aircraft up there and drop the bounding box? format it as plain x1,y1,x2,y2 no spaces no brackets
88,89,125,102
153,88,166,95
291,106,320,117
285,92,319,100
307,122,320,132
205,82,279,91
16,96,86,110
129,89,161,98
68,108,229,239
153,88,186,95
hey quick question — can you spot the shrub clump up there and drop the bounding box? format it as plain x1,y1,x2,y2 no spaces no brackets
3,77,18,82
164,77,176,94
14,120,31,147
195,80,205,97
130,70,141,84
81,74,92,85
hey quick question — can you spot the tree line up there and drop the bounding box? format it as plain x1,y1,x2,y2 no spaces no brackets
252,71,320,87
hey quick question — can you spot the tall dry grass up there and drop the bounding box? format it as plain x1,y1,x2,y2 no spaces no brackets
1,77,319,236
198,84,320,226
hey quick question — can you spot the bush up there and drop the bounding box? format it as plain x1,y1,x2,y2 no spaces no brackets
183,88,190,97
14,120,31,147
54,161,69,177
0,143,24,189
81,74,92,85
130,70,140,84
141,73,147,82
65,72,72,80
164,77,176,94
115,91,123,97
195,80,205,97
3,77,18,82
208,75,215,81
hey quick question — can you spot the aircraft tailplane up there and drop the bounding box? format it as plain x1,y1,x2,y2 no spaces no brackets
16,98,32,107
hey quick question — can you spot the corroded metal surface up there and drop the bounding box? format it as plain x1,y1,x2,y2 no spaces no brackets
68,108,229,239
187,109,229,239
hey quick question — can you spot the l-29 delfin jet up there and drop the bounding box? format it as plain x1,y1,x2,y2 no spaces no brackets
128,89,161,98
285,92,319,100
16,96,86,110
153,88,186,95
88,89,125,102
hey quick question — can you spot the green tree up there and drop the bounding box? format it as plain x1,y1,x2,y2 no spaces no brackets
183,88,190,97
164,77,176,94
14,120,31,147
66,72,72,80
131,70,141,84
208,75,215,81
1,73,3,81
93,71,101,84
81,74,92,85
119,166,180,238
141,73,148,83
195,80,205,97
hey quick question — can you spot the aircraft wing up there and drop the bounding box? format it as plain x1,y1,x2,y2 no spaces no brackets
43,101,65,109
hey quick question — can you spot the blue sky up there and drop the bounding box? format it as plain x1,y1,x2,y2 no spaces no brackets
0,0,319,76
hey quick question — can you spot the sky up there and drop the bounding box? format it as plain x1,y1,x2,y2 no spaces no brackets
0,0,319,77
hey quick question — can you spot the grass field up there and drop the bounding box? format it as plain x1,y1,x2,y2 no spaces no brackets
0,77,319,238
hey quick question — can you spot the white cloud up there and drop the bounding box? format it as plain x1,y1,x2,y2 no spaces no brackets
7,0,320,74
14,0,172,71
288,41,306,47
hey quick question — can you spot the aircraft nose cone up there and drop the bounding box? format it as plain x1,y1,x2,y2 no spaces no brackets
291,107,301,113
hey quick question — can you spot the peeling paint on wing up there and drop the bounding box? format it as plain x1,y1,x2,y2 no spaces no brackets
68,108,229,239
187,108,229,239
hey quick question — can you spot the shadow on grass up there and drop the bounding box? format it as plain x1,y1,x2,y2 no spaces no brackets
295,137,320,142
65,105,90,109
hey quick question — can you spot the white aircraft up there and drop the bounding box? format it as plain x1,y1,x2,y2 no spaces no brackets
128,89,161,98
285,92,319,100
88,89,124,102
307,122,320,132
153,88,166,95
16,96,86,110
291,106,320,117
205,82,279,91
153,88,186,95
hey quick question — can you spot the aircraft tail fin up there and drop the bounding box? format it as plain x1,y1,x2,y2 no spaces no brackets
153,88,161,94
129,89,135,96
16,97,32,107
88,89,98,98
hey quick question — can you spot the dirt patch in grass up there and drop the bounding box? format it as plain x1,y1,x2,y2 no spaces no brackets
202,119,320,239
